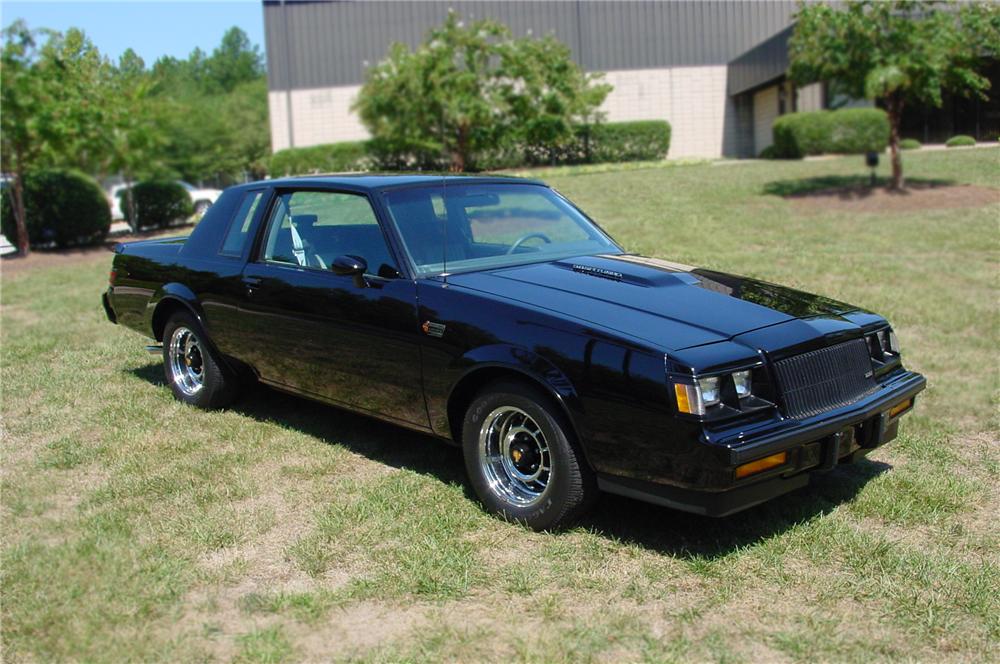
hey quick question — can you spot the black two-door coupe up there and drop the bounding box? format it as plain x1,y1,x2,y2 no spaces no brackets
103,175,925,530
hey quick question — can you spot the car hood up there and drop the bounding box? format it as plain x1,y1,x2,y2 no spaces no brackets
447,254,865,351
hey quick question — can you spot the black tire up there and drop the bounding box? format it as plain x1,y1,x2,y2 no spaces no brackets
462,380,597,531
161,310,239,409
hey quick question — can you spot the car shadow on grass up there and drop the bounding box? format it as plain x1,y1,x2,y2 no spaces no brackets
130,364,890,560
762,174,955,198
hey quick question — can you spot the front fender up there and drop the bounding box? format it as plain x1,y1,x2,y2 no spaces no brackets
445,343,588,445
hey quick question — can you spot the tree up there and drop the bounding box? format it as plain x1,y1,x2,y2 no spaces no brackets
105,49,169,230
205,27,263,93
0,22,111,254
354,11,609,171
789,1,1000,189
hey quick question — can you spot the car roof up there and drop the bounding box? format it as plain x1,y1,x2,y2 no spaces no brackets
235,173,545,193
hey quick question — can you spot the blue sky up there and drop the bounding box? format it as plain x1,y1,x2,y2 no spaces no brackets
0,0,265,65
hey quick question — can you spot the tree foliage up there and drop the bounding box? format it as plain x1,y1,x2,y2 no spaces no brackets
1,22,113,253
354,11,610,171
789,0,1000,188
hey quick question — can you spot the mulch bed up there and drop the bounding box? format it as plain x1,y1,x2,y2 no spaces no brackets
786,182,999,215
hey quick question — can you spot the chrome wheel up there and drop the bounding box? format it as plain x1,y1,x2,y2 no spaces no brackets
168,326,205,397
479,406,551,507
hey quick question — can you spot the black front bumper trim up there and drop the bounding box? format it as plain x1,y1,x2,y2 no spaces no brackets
598,472,810,518
723,372,926,466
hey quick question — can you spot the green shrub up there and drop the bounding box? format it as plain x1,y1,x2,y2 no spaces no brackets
0,169,111,249
758,145,779,159
119,181,193,230
269,141,370,176
480,120,672,169
771,108,889,158
772,111,828,159
825,108,890,154
945,134,975,147
280,121,672,173
900,138,922,150
583,120,671,163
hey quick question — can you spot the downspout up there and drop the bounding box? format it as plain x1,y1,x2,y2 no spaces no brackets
281,0,295,149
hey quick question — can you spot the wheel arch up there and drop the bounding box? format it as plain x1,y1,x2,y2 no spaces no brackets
445,357,589,467
148,284,206,342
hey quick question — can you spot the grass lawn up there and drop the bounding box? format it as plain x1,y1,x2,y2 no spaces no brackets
2,148,998,662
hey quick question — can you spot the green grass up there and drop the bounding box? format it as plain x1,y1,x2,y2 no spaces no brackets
2,148,999,662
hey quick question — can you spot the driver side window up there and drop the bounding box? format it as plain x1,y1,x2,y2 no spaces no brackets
261,190,399,277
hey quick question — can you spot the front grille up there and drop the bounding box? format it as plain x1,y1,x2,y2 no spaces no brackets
773,339,877,419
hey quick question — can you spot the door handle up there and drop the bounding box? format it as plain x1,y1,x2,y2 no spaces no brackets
243,276,262,295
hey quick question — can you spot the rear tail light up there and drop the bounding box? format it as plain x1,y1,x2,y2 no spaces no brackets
109,269,117,285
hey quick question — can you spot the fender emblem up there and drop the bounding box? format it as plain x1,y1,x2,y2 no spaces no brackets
422,321,446,338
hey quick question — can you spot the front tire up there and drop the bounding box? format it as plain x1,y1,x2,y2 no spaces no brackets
462,380,597,530
162,311,238,409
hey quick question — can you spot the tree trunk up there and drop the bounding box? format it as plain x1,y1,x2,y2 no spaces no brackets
885,95,905,190
124,172,138,233
451,125,468,173
10,169,29,256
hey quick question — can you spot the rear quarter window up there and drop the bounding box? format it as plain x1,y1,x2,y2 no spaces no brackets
219,191,264,257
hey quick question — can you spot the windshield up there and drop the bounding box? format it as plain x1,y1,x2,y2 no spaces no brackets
382,183,621,276
177,181,196,192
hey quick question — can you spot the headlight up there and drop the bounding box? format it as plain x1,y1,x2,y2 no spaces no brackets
871,327,900,359
733,370,752,398
674,370,754,416
698,376,721,406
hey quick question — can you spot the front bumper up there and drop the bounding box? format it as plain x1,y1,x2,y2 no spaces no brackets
598,370,926,517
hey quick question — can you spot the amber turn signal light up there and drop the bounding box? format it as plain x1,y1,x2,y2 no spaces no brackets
735,451,788,479
887,398,913,419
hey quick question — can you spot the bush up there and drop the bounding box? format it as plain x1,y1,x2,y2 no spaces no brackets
758,145,779,159
772,108,889,158
277,121,672,174
945,134,976,148
0,169,111,249
772,112,829,158
480,120,672,169
119,181,193,230
825,108,890,154
900,138,922,150
269,141,370,176
582,121,671,163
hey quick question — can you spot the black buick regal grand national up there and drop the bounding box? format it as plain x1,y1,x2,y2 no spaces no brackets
103,175,925,530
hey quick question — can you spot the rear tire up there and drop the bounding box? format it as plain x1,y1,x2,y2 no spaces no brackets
462,380,597,531
162,310,238,409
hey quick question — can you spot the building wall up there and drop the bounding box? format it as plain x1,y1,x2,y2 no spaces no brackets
753,86,780,155
264,0,800,156
798,83,824,113
269,86,367,151
269,66,741,158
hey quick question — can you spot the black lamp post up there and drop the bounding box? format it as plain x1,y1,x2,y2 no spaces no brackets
865,151,879,187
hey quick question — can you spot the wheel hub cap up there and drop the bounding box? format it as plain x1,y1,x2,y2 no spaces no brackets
479,406,551,507
168,326,205,397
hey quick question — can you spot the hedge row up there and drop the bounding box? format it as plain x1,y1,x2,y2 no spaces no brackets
269,141,371,176
1,170,111,249
119,181,194,230
945,135,976,147
268,121,671,175
771,108,889,159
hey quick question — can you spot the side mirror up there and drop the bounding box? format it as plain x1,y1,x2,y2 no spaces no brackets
331,255,368,288
331,254,367,276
